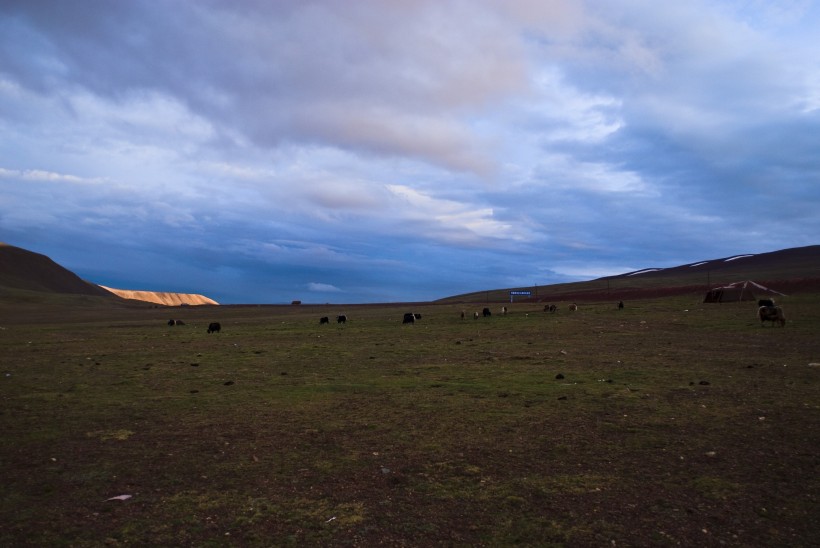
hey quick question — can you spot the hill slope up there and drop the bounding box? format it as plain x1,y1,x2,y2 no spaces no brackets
0,243,218,306
0,242,114,297
100,286,218,306
439,245,820,303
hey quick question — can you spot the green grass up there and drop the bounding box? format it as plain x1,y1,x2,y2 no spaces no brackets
1,295,819,545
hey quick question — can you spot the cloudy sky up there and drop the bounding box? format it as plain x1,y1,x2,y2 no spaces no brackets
1,1,818,304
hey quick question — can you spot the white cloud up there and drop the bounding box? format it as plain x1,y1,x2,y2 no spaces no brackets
68,90,215,143
531,155,651,195
308,282,342,293
0,167,104,185
529,67,623,143
385,184,530,245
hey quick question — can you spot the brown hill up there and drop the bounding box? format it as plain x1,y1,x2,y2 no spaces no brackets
100,286,218,306
0,242,114,297
0,242,218,306
439,244,820,303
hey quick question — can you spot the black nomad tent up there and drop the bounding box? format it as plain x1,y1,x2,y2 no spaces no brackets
703,280,786,303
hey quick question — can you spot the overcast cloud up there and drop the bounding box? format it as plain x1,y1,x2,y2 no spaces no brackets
1,0,818,303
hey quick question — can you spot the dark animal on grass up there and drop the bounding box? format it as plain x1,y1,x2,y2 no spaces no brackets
483,307,492,317
403,313,415,324
337,315,347,324
618,301,624,310
414,313,422,320
461,310,466,320
544,304,557,313
758,306,786,327
758,298,775,308
207,322,221,333
569,303,578,312
168,319,175,326
319,316,329,325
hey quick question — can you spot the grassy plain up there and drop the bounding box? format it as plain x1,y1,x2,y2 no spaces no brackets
1,294,818,546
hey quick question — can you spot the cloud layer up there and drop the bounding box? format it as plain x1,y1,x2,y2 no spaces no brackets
1,0,818,303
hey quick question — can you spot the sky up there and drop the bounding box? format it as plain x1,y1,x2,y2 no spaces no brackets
1,0,819,304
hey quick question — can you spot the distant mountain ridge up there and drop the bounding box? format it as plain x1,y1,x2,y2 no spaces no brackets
0,243,218,306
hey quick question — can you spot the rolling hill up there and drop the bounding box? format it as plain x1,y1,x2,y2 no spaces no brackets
2,242,818,306
0,242,114,297
0,243,218,306
438,245,820,303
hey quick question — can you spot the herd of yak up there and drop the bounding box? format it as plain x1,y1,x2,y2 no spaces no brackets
166,298,787,333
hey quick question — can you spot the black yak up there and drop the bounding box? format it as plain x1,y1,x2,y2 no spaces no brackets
758,306,786,327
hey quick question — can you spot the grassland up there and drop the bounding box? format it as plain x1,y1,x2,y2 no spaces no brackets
1,294,818,546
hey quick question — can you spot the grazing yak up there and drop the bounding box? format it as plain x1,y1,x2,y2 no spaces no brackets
402,313,415,324
758,306,786,327
758,298,775,308
568,303,578,312
544,304,557,313
500,306,507,316
473,311,480,320
460,310,466,320
319,316,329,325
414,313,422,320
482,307,492,317
337,315,347,324
618,301,624,310
207,322,221,334
167,319,185,326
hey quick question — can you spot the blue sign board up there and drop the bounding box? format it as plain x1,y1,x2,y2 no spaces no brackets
509,291,531,295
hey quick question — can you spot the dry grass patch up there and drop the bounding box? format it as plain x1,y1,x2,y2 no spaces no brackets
1,296,818,545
